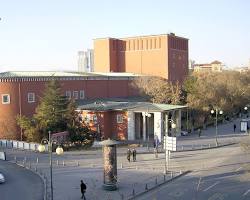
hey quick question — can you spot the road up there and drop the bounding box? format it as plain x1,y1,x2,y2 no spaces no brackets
1,118,249,200
0,160,43,200
135,144,250,200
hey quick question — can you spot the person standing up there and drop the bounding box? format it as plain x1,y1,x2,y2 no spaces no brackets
80,180,87,200
132,148,137,162
127,148,131,162
234,124,236,132
154,135,159,158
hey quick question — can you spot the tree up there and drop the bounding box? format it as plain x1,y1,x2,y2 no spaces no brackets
131,76,185,104
183,71,250,129
17,80,93,144
34,80,69,135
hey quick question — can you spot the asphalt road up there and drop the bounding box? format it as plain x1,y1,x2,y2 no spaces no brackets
0,160,43,200
135,145,250,200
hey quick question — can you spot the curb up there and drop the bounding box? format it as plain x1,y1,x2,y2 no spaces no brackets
177,142,237,152
116,142,238,156
127,170,191,200
8,160,47,200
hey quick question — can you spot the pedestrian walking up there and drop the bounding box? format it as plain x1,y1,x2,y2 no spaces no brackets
154,135,159,158
234,124,236,132
127,148,131,162
198,128,201,137
80,180,87,200
132,148,137,162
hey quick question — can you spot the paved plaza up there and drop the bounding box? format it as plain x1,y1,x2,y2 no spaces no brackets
1,117,249,200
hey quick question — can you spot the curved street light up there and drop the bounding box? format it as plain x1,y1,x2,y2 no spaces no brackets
38,131,64,200
210,108,223,147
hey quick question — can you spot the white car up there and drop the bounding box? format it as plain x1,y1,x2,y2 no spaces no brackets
0,173,5,183
181,130,188,136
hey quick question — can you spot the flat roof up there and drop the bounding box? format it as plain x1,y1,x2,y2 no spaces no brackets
77,99,187,112
94,33,189,41
0,71,143,79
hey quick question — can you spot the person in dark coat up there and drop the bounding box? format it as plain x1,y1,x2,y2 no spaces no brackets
132,148,137,162
234,124,236,132
80,180,87,200
127,148,131,162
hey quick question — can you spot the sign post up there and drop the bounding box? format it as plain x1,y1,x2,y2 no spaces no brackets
164,136,177,173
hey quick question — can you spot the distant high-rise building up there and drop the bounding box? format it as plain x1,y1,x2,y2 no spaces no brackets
78,49,94,72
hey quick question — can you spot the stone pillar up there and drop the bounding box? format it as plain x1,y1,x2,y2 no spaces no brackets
142,113,146,141
154,112,162,141
127,111,135,140
176,109,182,135
100,139,119,191
165,112,169,136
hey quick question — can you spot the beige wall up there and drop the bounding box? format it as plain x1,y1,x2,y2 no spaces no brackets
94,39,111,72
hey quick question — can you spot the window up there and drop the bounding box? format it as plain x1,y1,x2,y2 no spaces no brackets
117,114,123,123
2,94,10,104
65,91,71,99
27,93,35,103
79,90,85,99
73,91,78,99
93,114,97,124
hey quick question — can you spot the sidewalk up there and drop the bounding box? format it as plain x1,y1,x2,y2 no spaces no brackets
2,117,248,200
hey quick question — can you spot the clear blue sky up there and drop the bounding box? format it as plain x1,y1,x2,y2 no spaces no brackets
0,0,249,72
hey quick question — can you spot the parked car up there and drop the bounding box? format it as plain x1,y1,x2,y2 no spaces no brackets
0,173,5,183
181,130,188,136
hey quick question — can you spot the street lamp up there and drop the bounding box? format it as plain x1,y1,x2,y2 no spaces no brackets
38,131,64,200
164,119,176,174
210,108,223,147
244,106,248,118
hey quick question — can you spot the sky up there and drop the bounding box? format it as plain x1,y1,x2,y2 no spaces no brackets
0,0,249,72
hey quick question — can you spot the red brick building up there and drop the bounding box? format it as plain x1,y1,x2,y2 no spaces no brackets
0,71,141,139
0,33,189,141
78,100,186,142
94,33,189,82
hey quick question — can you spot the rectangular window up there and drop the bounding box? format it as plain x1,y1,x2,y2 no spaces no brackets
27,93,35,103
117,114,123,123
2,94,10,104
65,91,71,99
79,90,85,99
73,91,78,99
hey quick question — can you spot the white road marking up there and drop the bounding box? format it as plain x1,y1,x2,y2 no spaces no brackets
243,189,250,196
203,181,220,192
235,167,242,172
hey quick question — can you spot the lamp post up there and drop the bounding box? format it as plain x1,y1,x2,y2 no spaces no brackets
164,119,176,174
210,108,223,147
38,131,64,200
244,106,248,118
